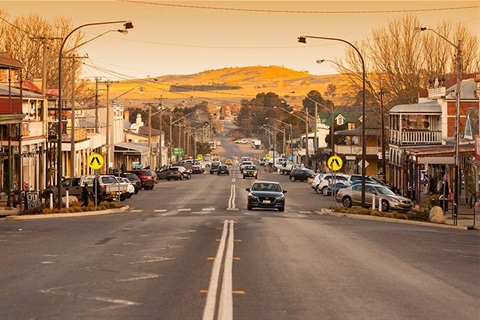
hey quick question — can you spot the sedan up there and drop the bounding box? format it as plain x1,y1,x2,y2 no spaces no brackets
243,165,258,179
246,181,287,212
289,168,316,182
324,182,348,196
336,184,412,212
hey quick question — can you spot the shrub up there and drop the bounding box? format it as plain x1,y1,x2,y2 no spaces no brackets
395,213,408,220
371,211,383,217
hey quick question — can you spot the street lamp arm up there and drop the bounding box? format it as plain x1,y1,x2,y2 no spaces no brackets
415,27,458,49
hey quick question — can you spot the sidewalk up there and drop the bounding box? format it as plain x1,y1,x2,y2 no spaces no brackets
417,192,479,230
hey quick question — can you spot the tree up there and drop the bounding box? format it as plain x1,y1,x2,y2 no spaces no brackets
337,14,479,109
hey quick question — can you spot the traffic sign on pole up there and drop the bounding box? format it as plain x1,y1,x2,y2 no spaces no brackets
327,155,343,171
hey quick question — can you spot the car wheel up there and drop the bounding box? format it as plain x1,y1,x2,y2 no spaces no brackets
314,185,322,194
167,179,170,181
381,200,390,212
134,189,139,194
278,206,285,212
247,205,252,210
322,187,329,196
342,196,353,208
290,176,296,182
180,175,184,180
243,176,245,179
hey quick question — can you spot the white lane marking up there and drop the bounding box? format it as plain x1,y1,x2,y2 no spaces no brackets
40,261,54,264
178,208,192,212
93,296,141,306
218,220,234,320
299,211,313,214
154,209,167,213
227,184,236,210
130,209,143,213
203,220,229,320
130,257,175,264
118,273,160,282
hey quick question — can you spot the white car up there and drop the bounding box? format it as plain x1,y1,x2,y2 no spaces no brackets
240,161,254,173
115,177,135,198
311,173,350,196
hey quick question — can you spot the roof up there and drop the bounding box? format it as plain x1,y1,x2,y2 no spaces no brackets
138,126,161,136
389,101,441,114
0,84,44,98
115,142,150,153
0,56,22,69
446,78,478,100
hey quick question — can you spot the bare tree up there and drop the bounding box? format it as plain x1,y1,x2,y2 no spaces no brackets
337,14,479,109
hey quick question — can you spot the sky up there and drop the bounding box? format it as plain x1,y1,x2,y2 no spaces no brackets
0,0,479,81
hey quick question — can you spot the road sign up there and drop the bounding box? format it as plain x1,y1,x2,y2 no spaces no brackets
197,154,203,161
358,159,369,168
265,154,271,160
88,153,104,170
327,155,343,171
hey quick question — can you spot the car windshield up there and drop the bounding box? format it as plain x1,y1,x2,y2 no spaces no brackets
252,183,281,192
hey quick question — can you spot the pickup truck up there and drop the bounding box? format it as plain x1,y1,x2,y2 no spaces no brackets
41,175,129,204
275,161,304,175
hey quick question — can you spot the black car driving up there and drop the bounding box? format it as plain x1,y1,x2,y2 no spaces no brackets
246,181,287,212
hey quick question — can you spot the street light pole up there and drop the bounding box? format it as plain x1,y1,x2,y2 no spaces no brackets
415,27,462,222
299,35,367,207
56,20,133,208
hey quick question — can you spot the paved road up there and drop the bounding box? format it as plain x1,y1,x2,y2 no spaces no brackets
1,122,479,319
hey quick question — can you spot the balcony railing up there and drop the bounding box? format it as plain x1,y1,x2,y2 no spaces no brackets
389,129,442,145
335,145,379,156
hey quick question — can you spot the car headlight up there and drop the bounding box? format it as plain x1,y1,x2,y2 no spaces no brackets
248,194,259,201
276,194,285,200
389,197,400,203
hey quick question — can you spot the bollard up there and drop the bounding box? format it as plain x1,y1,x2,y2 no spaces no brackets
66,190,69,208
49,192,53,209
379,197,382,212
372,194,376,210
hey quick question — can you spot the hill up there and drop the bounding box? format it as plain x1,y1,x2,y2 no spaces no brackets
104,65,347,108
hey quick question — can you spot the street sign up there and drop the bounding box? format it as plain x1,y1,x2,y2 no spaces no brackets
197,154,203,161
265,154,271,160
327,155,343,171
358,159,369,168
173,148,185,157
88,153,104,170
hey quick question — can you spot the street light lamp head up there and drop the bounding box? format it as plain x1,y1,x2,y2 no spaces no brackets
124,20,134,29
316,59,326,64
117,29,129,34
414,26,427,32
298,36,307,44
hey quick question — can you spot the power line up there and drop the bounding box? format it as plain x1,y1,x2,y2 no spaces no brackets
118,0,480,14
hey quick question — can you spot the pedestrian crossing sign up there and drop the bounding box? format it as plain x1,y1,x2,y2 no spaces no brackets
88,153,104,170
327,155,343,171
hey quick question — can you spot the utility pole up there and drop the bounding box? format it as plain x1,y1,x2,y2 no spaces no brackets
98,79,119,173
30,36,62,95
64,54,87,177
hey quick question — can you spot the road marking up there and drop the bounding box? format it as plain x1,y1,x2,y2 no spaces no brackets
130,209,143,213
202,207,216,211
203,220,229,320
227,184,236,210
154,209,167,213
218,220,234,320
299,211,313,214
178,208,191,212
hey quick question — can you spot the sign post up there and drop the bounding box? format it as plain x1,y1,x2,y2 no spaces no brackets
88,153,104,209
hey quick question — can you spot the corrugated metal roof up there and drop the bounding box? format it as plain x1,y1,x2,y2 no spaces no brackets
389,101,441,114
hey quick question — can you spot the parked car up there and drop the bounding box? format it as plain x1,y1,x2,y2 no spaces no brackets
115,177,135,198
242,165,258,179
210,161,221,174
217,164,230,175
336,184,413,212
126,170,156,190
311,173,350,195
289,168,316,182
165,166,191,180
120,172,141,194
324,182,348,196
245,181,287,212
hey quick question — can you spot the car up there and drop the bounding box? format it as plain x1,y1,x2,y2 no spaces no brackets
240,161,254,173
126,170,156,190
115,177,135,198
120,172,141,194
210,161,221,174
289,167,316,182
324,182,348,196
217,164,230,175
243,165,258,179
311,173,350,195
166,166,191,180
191,164,204,174
246,181,287,212
225,159,233,165
336,184,413,212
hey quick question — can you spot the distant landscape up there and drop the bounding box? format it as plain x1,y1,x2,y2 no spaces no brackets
97,66,348,109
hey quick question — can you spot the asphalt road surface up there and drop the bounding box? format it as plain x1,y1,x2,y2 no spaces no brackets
1,121,479,319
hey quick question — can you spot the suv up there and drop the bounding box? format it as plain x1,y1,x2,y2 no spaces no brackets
120,172,141,194
311,173,350,195
243,165,258,179
210,161,221,174
127,170,156,190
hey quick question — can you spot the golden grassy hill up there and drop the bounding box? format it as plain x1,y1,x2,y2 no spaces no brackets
103,65,347,108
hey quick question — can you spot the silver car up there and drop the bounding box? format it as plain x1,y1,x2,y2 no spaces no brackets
336,184,412,212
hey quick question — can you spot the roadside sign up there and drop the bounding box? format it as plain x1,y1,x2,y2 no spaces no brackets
88,153,104,170
265,154,271,160
327,155,343,171
197,154,203,161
